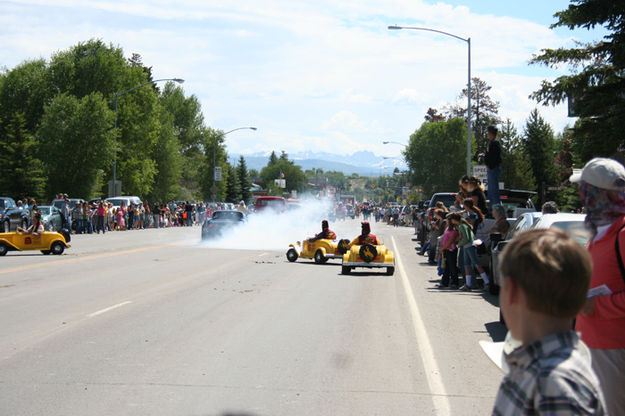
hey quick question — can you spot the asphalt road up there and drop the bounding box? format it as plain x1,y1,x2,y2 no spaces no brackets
0,218,506,415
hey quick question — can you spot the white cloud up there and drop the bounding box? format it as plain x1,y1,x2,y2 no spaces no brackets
0,0,585,157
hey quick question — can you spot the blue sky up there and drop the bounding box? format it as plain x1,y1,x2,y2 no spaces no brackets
0,0,609,157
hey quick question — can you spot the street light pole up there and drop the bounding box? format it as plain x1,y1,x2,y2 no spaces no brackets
212,127,257,203
388,25,472,176
112,78,184,197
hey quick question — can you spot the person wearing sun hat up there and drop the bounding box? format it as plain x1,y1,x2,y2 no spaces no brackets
570,157,625,416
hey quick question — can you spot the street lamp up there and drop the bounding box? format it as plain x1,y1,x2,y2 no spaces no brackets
388,25,472,176
212,126,258,203
382,140,407,148
112,78,185,196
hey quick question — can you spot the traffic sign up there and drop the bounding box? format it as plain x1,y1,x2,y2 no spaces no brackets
214,166,222,182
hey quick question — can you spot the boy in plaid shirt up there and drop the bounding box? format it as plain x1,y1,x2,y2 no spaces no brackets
493,229,606,415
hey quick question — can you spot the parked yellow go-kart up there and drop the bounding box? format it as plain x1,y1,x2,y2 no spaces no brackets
0,230,71,256
341,243,395,276
286,238,350,264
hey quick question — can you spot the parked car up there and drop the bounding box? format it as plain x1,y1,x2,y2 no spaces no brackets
494,212,587,325
201,210,246,240
489,212,544,292
51,198,84,210
105,196,142,211
0,197,30,233
418,193,457,245
253,196,287,214
530,213,589,246
38,205,63,231
496,189,537,218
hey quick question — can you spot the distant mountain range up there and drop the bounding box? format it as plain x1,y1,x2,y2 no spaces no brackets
229,151,407,177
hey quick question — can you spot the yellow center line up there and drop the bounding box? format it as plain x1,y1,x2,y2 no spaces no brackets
0,241,184,275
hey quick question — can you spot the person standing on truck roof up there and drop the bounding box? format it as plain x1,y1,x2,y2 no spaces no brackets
485,125,502,214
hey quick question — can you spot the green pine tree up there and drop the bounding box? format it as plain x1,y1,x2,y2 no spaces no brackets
237,155,252,203
0,113,46,200
225,163,241,203
522,109,557,205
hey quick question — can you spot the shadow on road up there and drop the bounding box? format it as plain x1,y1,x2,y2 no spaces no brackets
484,321,507,342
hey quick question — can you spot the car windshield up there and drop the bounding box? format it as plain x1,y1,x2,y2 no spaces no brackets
552,221,590,246
38,207,51,215
432,195,456,207
212,211,244,221
256,199,284,207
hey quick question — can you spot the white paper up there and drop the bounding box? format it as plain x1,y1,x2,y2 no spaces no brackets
587,284,612,298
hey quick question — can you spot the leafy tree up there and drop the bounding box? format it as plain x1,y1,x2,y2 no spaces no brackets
46,39,128,99
149,106,182,203
200,128,228,201
237,156,252,203
530,0,625,162
0,113,46,199
0,59,50,136
499,119,536,190
446,77,501,156
37,92,116,198
225,163,241,203
404,117,470,195
424,107,445,122
159,82,205,196
260,152,306,192
522,109,557,205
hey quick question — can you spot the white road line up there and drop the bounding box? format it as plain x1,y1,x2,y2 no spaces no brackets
87,301,132,318
391,236,451,416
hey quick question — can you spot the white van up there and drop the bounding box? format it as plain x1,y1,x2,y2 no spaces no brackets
105,196,142,210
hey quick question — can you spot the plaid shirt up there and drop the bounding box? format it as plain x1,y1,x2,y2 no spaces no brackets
492,331,606,416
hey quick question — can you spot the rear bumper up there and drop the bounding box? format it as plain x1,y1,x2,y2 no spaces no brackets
342,262,393,268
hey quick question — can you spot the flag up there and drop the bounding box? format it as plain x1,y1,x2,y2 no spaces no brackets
280,170,285,179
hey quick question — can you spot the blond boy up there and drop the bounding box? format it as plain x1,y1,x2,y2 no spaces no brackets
493,228,606,415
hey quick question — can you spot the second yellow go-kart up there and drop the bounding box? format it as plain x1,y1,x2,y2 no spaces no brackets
286,238,350,264
341,243,395,276
0,229,71,256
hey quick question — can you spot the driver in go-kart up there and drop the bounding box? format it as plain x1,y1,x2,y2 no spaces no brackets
17,211,44,237
349,221,379,247
309,220,337,242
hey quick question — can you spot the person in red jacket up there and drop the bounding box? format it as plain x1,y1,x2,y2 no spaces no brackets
350,222,380,246
571,157,625,416
309,220,336,242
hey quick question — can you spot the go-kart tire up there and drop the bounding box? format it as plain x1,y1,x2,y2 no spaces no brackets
51,241,64,255
0,244,7,256
337,239,350,254
386,267,395,276
41,250,51,255
314,250,327,264
286,248,298,262
341,266,351,275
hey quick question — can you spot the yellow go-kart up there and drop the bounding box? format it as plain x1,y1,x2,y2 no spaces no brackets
286,238,350,264
341,243,395,275
0,230,71,256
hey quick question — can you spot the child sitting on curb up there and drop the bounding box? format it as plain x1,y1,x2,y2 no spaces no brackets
492,228,606,415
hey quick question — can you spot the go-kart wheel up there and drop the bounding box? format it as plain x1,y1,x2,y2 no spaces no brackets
0,243,7,256
341,265,351,275
337,239,350,255
41,250,51,255
386,267,395,276
51,241,64,255
286,248,298,262
314,250,326,264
